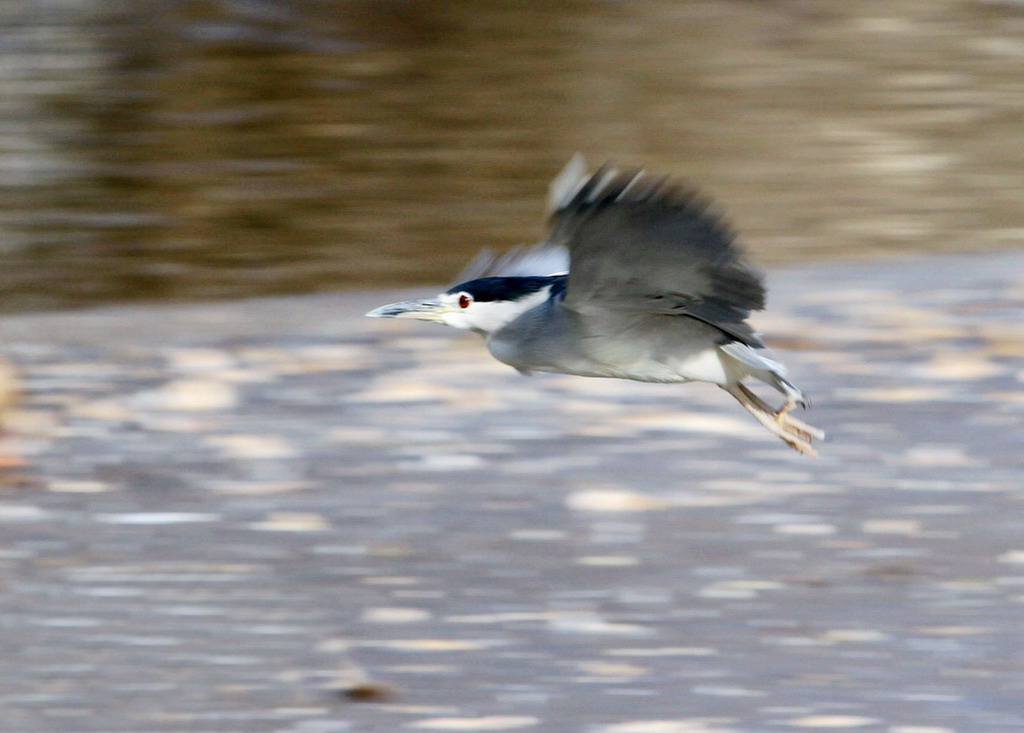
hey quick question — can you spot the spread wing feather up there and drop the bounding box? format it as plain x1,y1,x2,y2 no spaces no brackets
451,241,569,286
546,158,766,347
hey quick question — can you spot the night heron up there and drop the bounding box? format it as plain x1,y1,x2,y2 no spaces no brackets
367,155,823,455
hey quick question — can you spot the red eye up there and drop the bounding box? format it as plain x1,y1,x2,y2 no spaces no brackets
458,294,472,309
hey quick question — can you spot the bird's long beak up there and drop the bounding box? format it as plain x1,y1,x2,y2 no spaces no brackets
365,297,451,322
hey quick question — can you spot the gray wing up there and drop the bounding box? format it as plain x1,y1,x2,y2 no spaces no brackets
450,241,569,286
547,158,766,347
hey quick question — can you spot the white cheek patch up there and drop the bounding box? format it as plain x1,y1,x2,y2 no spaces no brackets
472,288,551,333
441,286,552,334
470,300,530,332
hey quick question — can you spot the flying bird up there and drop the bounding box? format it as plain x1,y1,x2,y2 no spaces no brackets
367,155,823,455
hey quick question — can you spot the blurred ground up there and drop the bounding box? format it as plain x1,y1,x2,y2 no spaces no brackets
0,250,1022,732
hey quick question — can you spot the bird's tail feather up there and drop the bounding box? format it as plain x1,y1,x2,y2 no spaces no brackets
719,340,803,397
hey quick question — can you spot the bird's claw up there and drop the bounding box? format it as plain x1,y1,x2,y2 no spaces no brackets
775,397,825,444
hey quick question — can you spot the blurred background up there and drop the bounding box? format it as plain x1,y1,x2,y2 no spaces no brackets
2,2,1024,731
3,0,1023,313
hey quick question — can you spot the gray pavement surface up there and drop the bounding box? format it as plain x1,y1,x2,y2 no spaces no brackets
1,251,1023,733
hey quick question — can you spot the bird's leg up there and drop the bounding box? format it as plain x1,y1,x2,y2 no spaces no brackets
722,383,819,457
737,384,825,444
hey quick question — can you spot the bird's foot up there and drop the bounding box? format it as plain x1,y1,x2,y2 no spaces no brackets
724,384,824,458
778,432,818,457
775,397,825,444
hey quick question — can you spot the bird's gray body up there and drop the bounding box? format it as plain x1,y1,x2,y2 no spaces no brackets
488,298,739,385
366,155,822,455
